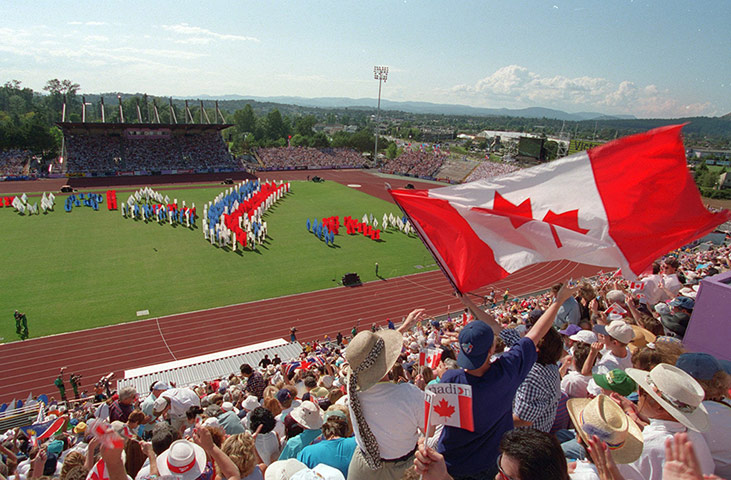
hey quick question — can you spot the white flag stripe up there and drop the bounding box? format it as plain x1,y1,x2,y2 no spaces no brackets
428,151,632,274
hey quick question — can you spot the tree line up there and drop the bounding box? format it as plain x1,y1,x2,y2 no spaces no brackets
0,79,73,157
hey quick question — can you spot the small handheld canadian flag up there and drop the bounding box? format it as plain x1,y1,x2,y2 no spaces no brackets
419,348,442,369
605,302,628,316
628,281,645,290
424,383,474,433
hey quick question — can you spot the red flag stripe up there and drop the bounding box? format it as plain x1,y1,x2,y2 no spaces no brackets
391,190,508,292
458,393,474,432
588,125,730,273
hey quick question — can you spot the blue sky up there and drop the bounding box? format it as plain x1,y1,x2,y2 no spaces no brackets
1,0,729,118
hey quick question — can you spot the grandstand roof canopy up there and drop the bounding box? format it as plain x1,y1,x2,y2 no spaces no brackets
56,122,233,135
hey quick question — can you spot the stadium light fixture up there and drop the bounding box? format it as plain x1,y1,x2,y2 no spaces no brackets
373,66,388,165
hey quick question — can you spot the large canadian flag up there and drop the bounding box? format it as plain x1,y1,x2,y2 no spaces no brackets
391,125,729,293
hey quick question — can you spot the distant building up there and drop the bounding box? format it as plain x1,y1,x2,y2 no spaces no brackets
719,172,731,189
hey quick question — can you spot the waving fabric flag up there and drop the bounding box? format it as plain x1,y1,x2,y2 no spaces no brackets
390,125,730,293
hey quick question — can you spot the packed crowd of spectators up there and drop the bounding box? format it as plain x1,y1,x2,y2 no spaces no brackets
64,134,237,174
65,135,123,173
380,151,447,178
179,133,239,170
463,160,521,183
256,147,364,170
0,150,32,176
1,243,729,480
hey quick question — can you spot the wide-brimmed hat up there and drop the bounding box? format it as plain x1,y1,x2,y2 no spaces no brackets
291,400,324,430
157,440,207,480
153,396,170,414
265,459,307,480
629,325,656,355
73,422,87,434
566,395,643,464
290,464,345,480
241,396,260,411
626,364,709,432
345,329,403,391
310,387,329,399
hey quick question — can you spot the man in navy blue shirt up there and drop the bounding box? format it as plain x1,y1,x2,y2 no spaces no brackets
437,284,577,479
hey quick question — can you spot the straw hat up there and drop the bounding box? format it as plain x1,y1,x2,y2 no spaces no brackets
290,400,324,430
345,329,403,391
626,364,709,432
566,395,644,464
629,325,656,355
157,440,207,480
309,387,328,399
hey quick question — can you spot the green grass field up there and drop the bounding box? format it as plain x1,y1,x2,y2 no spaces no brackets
0,181,437,341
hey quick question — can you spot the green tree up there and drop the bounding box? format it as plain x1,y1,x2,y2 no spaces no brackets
290,133,309,147
234,104,257,135
385,142,398,159
543,140,559,161
694,160,708,180
265,109,288,141
294,115,317,137
310,132,330,148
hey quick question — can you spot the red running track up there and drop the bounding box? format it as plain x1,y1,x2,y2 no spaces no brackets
0,169,602,404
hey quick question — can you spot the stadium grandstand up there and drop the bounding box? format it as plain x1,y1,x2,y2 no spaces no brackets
0,149,34,178
380,149,448,178
433,156,480,183
55,97,242,177
256,146,366,171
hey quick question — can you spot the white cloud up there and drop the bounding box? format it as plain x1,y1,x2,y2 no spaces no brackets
172,36,212,45
0,26,203,74
84,35,109,43
67,21,107,26
448,65,716,118
161,23,259,43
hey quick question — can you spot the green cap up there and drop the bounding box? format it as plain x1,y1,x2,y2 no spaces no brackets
593,369,637,397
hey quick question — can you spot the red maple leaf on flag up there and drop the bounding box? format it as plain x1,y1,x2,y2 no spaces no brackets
542,209,589,248
473,192,589,248
433,398,455,418
491,191,533,229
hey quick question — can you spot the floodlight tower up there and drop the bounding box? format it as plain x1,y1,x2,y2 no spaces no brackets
373,66,388,165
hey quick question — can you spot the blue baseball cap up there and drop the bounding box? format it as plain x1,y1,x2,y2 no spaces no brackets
457,321,494,370
669,296,695,311
719,359,731,375
676,352,722,380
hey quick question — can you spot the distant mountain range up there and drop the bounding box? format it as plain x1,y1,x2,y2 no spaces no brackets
185,94,637,122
